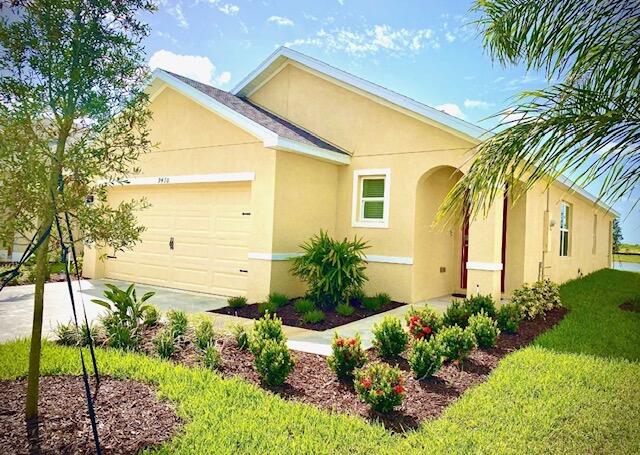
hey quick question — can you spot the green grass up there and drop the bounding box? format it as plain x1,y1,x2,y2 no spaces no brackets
614,253,640,263
1,269,638,454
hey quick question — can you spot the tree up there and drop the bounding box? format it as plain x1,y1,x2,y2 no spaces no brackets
612,219,623,253
0,0,156,419
438,0,639,224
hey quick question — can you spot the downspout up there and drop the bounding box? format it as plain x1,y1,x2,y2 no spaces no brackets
540,189,550,280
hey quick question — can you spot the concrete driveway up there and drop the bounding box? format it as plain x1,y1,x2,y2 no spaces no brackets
0,279,228,342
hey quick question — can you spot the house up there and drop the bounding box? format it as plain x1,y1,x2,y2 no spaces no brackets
82,47,617,304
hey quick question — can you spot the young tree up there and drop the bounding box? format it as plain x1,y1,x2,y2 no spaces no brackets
438,0,639,223
0,0,156,419
612,219,623,253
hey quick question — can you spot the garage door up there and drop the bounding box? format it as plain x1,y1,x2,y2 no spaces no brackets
104,182,251,296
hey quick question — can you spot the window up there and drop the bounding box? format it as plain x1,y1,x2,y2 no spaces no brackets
559,202,571,257
592,214,598,255
352,169,390,228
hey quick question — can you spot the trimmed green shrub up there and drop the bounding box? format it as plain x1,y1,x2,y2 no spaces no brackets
194,319,215,351
167,309,188,337
443,299,470,328
268,292,289,308
143,305,160,326
335,302,355,317
465,294,497,318
290,230,369,309
405,306,443,340
361,296,382,312
436,325,476,363
374,292,392,306
202,345,222,370
227,296,247,309
294,298,315,314
408,338,443,379
54,321,79,346
327,333,367,379
154,329,175,359
254,339,295,386
231,324,250,350
301,309,325,324
258,301,278,316
496,302,524,333
467,311,500,348
250,312,285,355
354,362,405,413
511,279,562,320
372,316,409,358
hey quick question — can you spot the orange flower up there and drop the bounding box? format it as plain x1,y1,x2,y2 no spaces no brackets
361,377,372,389
394,384,405,394
348,338,357,346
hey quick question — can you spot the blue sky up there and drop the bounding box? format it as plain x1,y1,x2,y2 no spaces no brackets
144,0,639,243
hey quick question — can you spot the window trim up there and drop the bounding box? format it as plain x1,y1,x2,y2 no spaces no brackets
559,201,571,257
352,168,391,228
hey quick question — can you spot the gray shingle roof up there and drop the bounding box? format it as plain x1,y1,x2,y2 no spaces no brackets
164,70,346,155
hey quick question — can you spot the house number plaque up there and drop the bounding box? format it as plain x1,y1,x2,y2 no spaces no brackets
157,176,170,184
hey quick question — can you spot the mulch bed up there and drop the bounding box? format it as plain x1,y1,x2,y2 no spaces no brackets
144,307,568,432
210,298,407,331
0,376,182,455
619,301,640,313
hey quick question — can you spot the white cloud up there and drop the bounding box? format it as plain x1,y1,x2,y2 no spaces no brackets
338,0,345,4
215,71,232,85
168,2,188,28
150,50,222,86
218,3,239,15
268,15,294,26
445,32,456,43
435,103,465,119
464,99,493,109
284,24,438,56
501,108,527,124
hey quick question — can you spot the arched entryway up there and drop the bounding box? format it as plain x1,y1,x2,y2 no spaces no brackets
411,166,464,302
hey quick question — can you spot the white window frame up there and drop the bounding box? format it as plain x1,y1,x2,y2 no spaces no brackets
352,168,391,228
559,202,571,257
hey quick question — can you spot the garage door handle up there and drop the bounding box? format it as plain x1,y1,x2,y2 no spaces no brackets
169,237,174,250
239,269,248,273
242,212,251,216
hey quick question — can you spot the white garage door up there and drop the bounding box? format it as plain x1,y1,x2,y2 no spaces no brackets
104,182,251,296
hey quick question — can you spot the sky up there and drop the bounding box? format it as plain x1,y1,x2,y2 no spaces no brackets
142,0,639,243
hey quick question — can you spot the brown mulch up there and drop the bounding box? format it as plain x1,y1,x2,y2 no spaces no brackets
0,376,182,455
619,301,640,313
145,307,568,432
210,298,407,331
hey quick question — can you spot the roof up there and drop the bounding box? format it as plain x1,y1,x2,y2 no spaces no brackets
232,46,491,143
147,69,350,164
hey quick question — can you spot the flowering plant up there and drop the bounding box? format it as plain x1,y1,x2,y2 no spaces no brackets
405,306,443,340
327,333,367,378
354,362,405,413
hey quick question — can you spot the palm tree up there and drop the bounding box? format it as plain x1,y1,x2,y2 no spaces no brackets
438,0,639,223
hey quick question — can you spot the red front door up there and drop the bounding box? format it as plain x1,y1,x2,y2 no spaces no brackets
460,213,469,289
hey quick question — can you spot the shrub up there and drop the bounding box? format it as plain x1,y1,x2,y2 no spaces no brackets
54,321,79,346
258,301,278,316
254,339,295,386
227,295,247,309
408,338,443,379
361,296,382,312
372,316,409,358
467,311,500,348
465,295,497,318
268,292,289,308
143,305,160,326
335,302,355,317
405,306,442,340
250,312,285,355
436,325,476,363
290,230,369,309
230,324,250,350
533,279,562,309
326,333,367,378
79,322,100,347
91,283,154,330
374,292,392,306
350,288,366,304
293,298,315,314
107,324,139,351
511,279,561,320
300,309,325,324
167,309,188,337
154,330,175,359
496,302,524,333
354,362,405,413
194,319,215,351
443,299,470,328
202,345,222,370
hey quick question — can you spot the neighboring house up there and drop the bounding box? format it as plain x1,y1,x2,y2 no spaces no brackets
83,47,617,303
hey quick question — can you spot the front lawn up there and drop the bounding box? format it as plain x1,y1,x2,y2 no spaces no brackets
0,269,638,454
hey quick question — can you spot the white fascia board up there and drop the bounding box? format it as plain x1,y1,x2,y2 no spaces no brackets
555,174,620,217
264,136,351,165
231,47,490,142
